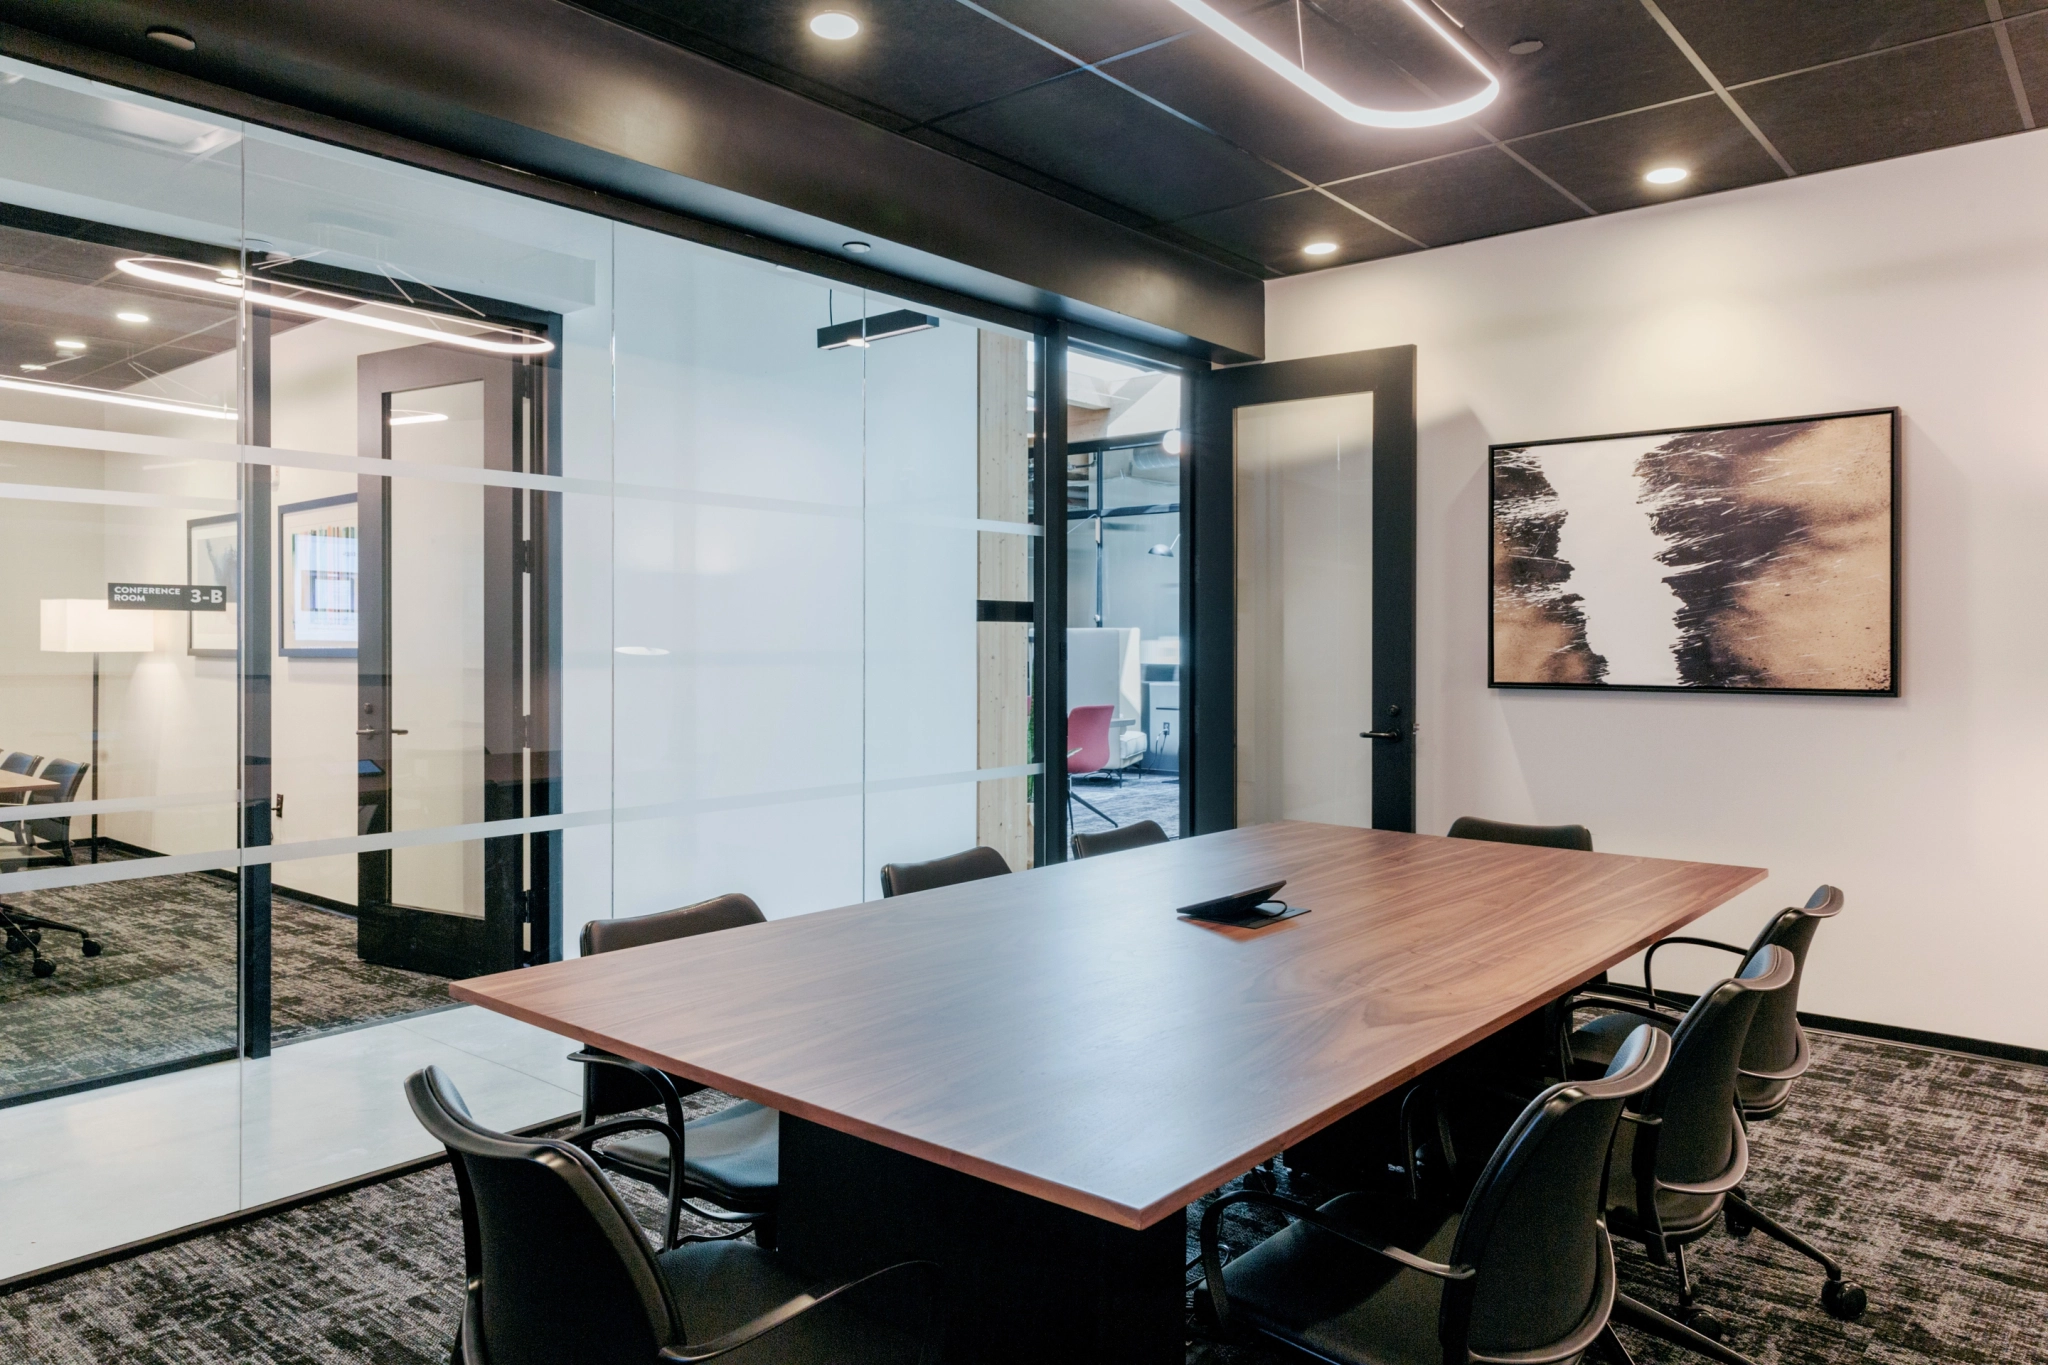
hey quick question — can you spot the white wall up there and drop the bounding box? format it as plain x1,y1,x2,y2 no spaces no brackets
1265,129,2048,1050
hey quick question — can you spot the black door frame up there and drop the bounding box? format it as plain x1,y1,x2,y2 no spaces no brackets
1186,346,1419,836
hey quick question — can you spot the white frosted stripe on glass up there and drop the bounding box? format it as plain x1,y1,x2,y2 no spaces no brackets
0,790,239,825
0,849,238,893
0,481,236,512
975,519,1042,537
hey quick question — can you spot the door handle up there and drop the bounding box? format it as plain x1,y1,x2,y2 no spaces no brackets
272,793,284,819
357,727,411,736
1360,730,1404,741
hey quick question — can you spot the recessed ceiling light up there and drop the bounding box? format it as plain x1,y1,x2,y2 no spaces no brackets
809,12,860,40
53,339,86,351
842,241,872,254
1644,166,1689,185
1303,241,1339,257
20,363,47,372
1507,39,1544,56
145,27,196,52
116,311,150,324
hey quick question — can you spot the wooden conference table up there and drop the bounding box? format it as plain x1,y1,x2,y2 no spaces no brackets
454,822,1764,1363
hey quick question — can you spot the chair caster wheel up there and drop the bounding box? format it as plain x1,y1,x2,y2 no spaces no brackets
27,929,40,945
1822,1279,1867,1321
81,940,102,957
32,957,55,978
1724,1207,1751,1239
1678,1308,1727,1342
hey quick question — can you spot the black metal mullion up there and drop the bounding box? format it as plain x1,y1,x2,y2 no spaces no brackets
240,301,273,1059
1034,325,1069,867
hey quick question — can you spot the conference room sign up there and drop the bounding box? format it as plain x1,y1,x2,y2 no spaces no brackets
107,582,228,611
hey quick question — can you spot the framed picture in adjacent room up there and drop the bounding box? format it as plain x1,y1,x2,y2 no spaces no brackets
278,494,359,658
186,512,239,659
1489,408,1899,696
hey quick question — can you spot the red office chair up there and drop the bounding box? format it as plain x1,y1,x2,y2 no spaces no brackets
1066,704,1118,830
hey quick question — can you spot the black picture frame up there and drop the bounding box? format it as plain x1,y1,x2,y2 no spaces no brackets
277,493,359,659
186,512,239,659
1488,406,1901,698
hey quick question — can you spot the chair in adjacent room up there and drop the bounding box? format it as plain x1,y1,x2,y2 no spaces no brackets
1567,885,1864,1324
1,758,104,978
1567,945,1815,1342
0,750,42,799
566,893,781,1250
8,758,89,864
1072,818,1168,859
407,1066,938,1365
878,845,1011,898
1064,703,1118,830
1199,1024,1759,1365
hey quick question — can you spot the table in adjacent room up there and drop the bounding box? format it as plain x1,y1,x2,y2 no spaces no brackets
453,821,1765,1364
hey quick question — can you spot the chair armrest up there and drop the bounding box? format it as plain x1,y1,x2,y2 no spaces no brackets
1199,1190,1471,1336
563,1116,689,1250
568,1049,691,1134
658,1259,940,1363
1641,936,1747,1010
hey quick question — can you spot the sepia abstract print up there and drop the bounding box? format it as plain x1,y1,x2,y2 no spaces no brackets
1491,411,1896,693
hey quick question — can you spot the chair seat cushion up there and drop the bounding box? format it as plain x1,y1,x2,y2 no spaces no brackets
1602,1119,1723,1243
1574,1011,1795,1121
1220,1193,1460,1365
656,1240,923,1364
604,1101,779,1211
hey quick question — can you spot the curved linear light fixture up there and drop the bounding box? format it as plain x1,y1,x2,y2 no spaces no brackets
114,258,555,356
0,374,237,421
1166,0,1499,129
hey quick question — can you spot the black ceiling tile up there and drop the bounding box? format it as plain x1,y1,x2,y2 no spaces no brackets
2004,11,2048,109
1449,0,1711,140
1508,94,1784,213
1328,145,1586,246
929,72,1302,222
1169,189,1416,273
1736,27,2024,174
966,0,1194,64
571,0,1073,125
1101,26,1488,184
1654,0,1991,87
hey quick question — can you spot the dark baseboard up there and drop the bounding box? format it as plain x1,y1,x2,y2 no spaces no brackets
1801,1013,2048,1069
0,1110,577,1296
0,1048,238,1112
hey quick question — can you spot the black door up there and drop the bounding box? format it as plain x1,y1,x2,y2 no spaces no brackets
354,344,532,978
1187,346,1417,836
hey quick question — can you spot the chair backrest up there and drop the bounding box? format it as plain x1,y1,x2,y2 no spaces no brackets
879,845,1011,898
1443,1024,1669,1360
1066,704,1114,777
1072,819,1168,859
1735,884,1840,1077
1646,945,1795,1187
27,758,85,806
1446,815,1593,852
0,752,39,775
407,1066,684,1365
580,892,765,957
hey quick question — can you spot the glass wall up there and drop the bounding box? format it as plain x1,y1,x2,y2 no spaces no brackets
1064,346,1184,841
0,54,1044,1277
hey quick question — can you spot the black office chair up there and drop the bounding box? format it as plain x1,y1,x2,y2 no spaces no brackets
1446,815,1594,852
406,1066,937,1365
9,758,89,864
1568,886,1864,1324
567,894,780,1251
878,845,1010,898
1563,945,1809,1343
1201,1024,1757,1365
1071,819,1168,859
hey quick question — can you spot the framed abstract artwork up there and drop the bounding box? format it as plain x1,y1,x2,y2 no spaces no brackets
278,494,359,658
187,513,239,659
1490,408,1899,696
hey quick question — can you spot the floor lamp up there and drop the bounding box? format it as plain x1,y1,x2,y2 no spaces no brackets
40,600,154,864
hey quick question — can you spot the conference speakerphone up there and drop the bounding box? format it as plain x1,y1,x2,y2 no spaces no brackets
1176,880,1310,928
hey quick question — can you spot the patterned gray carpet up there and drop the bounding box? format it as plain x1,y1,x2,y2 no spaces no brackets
0,866,452,1103
1072,769,1181,838
2,1034,2043,1363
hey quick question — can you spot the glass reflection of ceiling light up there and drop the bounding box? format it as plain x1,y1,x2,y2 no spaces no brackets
1162,429,1184,455
809,12,860,40
817,308,939,350
54,339,86,351
1166,0,1498,128
116,311,150,324
614,645,670,656
114,257,556,355
20,363,47,372
1644,166,1689,185
1303,241,1338,256
0,374,236,420
1148,535,1180,558
388,410,449,426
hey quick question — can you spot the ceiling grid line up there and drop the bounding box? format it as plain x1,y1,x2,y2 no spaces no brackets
1635,0,1796,177
1985,0,2038,130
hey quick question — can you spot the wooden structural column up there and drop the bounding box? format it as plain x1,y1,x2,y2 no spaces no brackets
977,331,1033,869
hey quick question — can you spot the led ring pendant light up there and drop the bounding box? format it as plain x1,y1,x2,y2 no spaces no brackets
114,258,555,356
1167,0,1499,129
